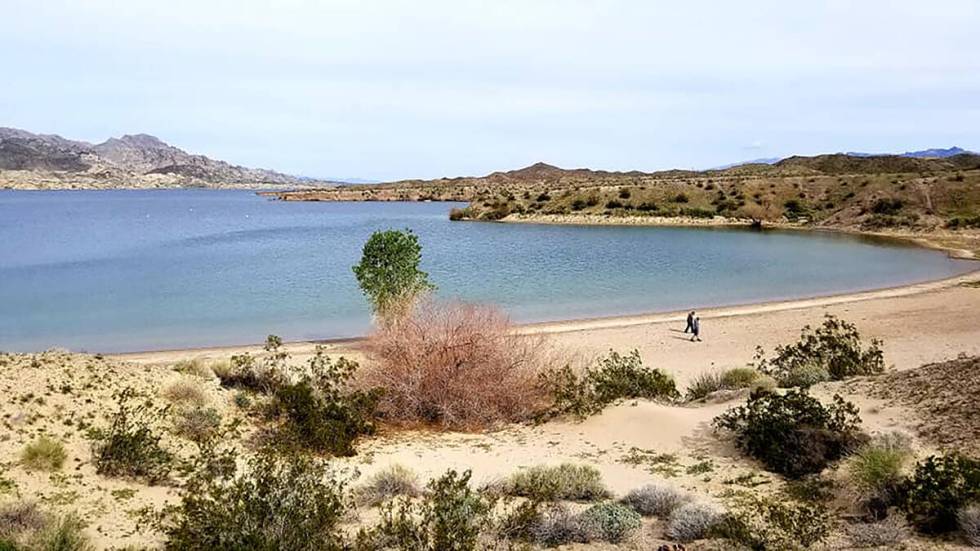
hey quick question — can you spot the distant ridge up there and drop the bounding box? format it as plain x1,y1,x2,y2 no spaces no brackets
712,147,975,171
0,127,331,190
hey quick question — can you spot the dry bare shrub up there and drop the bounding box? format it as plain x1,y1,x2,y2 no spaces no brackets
959,503,980,546
845,516,911,548
160,377,208,408
362,300,550,429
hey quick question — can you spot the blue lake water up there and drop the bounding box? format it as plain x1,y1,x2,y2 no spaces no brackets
0,189,975,352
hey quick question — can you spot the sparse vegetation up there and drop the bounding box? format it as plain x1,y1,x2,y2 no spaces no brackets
685,367,774,401
541,349,678,418
577,502,641,543
356,465,420,507
160,449,348,550
666,500,726,542
88,388,174,484
845,516,911,548
621,482,690,517
899,453,980,534
0,502,93,551
504,464,609,502
754,315,884,387
20,436,67,472
846,432,913,517
172,407,222,443
713,388,866,478
958,504,980,547
714,494,832,551
160,377,208,407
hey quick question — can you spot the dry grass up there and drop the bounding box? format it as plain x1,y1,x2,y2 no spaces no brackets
361,299,551,429
173,358,214,379
20,436,67,472
160,377,208,408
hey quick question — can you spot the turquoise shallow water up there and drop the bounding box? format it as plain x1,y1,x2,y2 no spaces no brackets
0,190,974,352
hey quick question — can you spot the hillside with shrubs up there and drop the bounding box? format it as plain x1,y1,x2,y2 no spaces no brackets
270,153,980,257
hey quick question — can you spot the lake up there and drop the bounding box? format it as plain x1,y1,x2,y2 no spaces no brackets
0,189,974,352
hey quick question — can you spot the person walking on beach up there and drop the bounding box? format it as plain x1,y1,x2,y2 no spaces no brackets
685,311,696,333
690,315,702,342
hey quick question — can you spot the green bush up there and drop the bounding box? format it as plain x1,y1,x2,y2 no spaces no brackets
541,350,678,418
352,229,436,321
20,436,67,472
899,453,980,534
755,315,884,387
590,350,679,404
160,449,349,550
713,389,866,478
846,432,913,515
504,464,609,502
217,335,290,393
686,368,774,401
578,502,641,543
714,494,831,551
357,470,494,551
88,388,174,484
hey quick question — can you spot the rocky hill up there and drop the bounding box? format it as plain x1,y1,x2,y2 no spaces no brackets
0,127,328,189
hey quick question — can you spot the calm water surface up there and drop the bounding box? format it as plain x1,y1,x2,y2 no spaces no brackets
0,190,974,352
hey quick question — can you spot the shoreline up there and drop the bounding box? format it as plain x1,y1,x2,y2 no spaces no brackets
111,268,980,361
499,213,980,260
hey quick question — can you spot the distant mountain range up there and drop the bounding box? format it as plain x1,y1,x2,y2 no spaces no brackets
0,127,331,190
712,147,975,170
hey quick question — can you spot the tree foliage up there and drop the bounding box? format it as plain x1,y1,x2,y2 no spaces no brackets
353,229,435,321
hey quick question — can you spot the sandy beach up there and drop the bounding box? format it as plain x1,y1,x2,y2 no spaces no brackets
115,269,980,387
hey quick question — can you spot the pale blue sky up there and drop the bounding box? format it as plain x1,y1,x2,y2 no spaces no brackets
3,0,979,181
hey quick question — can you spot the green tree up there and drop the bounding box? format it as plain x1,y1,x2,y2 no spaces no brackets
352,229,435,321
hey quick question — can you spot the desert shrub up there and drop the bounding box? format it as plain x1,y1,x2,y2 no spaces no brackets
578,502,641,543
714,494,831,551
672,193,689,203
782,199,810,220
0,503,92,551
899,453,980,534
618,188,631,199
88,388,173,484
0,502,47,546
33,513,92,551
570,199,587,211
541,350,678,418
353,229,435,321
666,500,726,542
636,201,659,212
685,372,724,401
173,358,214,378
959,504,980,546
504,464,609,502
845,516,911,548
268,373,379,457
713,389,866,478
357,470,494,551
217,335,291,393
172,407,222,443
846,432,913,515
755,315,884,387
871,197,903,215
160,449,349,550
20,436,67,471
530,504,588,546
686,368,774,401
232,391,251,409
605,200,624,209
363,300,548,429
681,207,715,218
161,377,208,407
782,475,836,504
775,360,830,389
356,465,420,507
621,482,690,517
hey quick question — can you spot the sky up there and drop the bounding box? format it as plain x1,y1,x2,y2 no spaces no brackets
2,0,979,181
